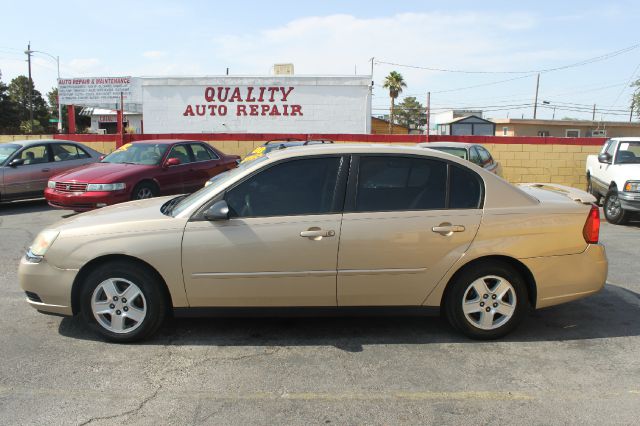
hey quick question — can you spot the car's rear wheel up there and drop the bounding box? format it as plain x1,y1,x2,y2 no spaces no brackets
445,262,528,340
80,261,166,342
604,190,629,225
132,182,158,200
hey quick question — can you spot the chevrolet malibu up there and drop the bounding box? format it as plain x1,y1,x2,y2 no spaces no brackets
45,139,240,211
20,145,607,342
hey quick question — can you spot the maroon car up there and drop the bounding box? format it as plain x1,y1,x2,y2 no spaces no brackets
45,140,240,211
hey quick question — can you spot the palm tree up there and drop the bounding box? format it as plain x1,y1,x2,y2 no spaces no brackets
382,71,407,134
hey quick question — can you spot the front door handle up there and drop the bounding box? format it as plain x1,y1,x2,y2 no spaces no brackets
300,227,336,240
432,223,465,236
41,168,50,172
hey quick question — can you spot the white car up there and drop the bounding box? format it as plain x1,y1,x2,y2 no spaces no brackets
586,137,640,224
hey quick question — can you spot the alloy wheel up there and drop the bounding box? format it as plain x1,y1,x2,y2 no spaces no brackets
461,275,517,330
91,278,147,334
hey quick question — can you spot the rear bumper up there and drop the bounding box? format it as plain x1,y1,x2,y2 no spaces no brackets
18,255,77,316
521,244,608,309
618,191,640,212
44,187,130,211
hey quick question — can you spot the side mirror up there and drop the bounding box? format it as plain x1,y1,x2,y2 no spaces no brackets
597,153,611,164
204,200,230,221
164,157,181,168
9,158,24,167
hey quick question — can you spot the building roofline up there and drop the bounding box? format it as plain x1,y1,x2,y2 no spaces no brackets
491,118,640,127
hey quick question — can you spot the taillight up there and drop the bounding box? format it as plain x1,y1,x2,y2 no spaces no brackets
582,204,600,244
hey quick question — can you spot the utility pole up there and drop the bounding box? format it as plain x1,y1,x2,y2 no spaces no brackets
533,73,540,119
631,103,635,122
26,42,34,125
592,104,596,121
426,91,431,138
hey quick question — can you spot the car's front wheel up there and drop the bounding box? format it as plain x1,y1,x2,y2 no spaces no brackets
604,190,629,225
445,262,528,340
132,182,158,200
80,261,167,342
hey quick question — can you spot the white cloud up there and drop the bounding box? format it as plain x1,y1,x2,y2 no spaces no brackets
143,50,166,59
67,58,101,74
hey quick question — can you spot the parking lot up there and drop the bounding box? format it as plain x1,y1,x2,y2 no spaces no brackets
0,201,639,425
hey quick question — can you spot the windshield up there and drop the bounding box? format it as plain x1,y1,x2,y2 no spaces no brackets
102,143,170,165
0,144,20,165
431,147,468,160
170,155,269,216
616,141,640,164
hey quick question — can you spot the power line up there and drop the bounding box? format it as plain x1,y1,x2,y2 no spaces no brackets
375,43,640,74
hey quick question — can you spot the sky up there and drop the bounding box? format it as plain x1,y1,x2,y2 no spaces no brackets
1,0,639,122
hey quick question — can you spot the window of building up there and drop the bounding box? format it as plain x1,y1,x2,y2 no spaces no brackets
537,130,550,137
565,129,580,138
502,127,509,136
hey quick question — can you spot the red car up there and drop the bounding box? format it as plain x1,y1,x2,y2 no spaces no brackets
45,140,240,211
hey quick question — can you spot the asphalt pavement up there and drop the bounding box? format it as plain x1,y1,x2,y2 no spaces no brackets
0,200,639,425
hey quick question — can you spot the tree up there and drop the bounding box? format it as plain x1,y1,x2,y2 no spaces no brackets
47,87,68,131
382,71,407,133
0,71,20,134
7,75,51,133
395,96,426,131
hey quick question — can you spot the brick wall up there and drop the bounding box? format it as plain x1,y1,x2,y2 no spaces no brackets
1,133,607,190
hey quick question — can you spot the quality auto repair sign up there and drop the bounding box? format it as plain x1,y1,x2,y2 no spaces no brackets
182,86,302,117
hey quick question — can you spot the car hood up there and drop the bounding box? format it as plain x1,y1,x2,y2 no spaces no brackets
51,162,156,183
52,196,179,236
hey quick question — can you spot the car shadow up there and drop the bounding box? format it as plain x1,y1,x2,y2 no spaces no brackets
58,284,640,350
0,199,53,215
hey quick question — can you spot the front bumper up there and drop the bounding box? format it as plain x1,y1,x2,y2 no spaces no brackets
44,187,130,211
18,255,78,316
618,191,640,212
522,244,608,309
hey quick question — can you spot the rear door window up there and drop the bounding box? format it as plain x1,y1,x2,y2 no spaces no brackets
190,143,217,161
354,156,447,212
52,144,90,161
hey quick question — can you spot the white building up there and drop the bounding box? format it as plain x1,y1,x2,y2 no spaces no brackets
84,108,143,134
141,76,372,134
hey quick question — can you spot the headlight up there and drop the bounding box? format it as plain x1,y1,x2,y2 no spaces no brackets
624,181,640,192
47,180,56,189
27,229,60,262
86,183,126,191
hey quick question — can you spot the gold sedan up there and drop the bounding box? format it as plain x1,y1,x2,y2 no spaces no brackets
19,145,607,342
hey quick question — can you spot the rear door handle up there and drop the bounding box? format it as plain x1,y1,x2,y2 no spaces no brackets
300,228,336,240
41,168,50,172
432,223,465,236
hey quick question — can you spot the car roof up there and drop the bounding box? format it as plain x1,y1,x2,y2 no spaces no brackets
417,142,474,149
9,139,77,147
262,143,473,166
130,139,203,145
610,137,640,142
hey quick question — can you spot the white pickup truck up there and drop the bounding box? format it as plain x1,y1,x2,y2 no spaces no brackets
586,137,640,224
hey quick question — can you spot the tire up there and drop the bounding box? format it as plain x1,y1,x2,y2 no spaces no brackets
586,176,601,205
80,261,167,343
444,262,529,340
604,190,629,225
131,181,158,200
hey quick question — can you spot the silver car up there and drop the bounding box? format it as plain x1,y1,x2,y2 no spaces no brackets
0,139,101,203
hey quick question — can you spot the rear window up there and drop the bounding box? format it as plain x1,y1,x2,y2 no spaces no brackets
431,147,467,160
